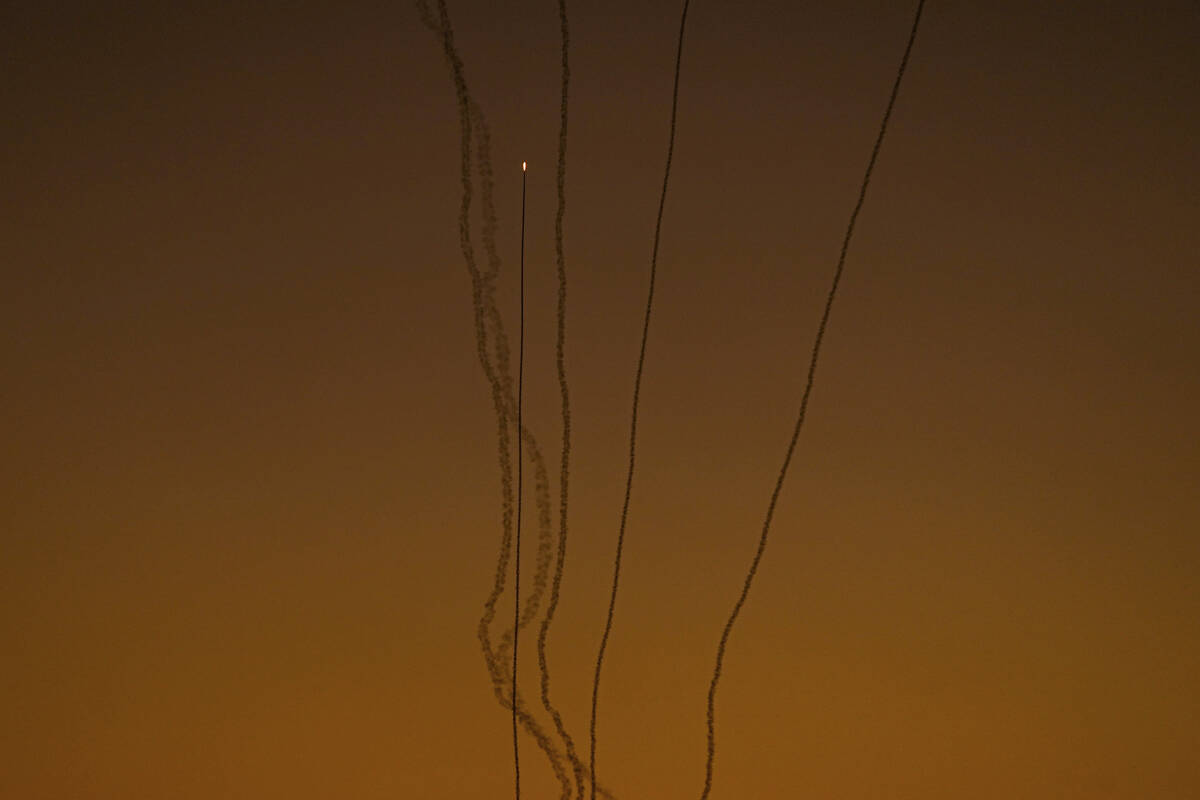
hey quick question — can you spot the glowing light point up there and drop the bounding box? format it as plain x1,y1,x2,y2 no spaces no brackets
522,161,527,171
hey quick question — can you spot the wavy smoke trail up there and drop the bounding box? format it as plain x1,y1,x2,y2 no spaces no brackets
417,1,567,795
534,0,588,798
472,102,555,649
698,3,928,797
469,96,593,800
417,2,616,797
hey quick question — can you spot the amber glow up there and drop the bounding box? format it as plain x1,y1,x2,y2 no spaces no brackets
2,2,1197,798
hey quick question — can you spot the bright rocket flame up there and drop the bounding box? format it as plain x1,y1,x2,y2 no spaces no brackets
522,161,527,171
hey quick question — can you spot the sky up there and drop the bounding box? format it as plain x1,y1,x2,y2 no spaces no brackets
3,1,1198,797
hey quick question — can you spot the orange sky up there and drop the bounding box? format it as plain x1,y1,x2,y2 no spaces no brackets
3,1,1198,797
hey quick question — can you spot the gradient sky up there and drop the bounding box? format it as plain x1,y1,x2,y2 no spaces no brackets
3,1,1198,798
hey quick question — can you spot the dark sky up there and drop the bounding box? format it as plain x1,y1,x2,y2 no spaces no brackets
3,1,1198,797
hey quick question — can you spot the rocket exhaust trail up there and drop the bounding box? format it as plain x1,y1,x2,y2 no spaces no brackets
472,107,572,796
589,2,691,798
472,102,555,652
698,2,928,797
469,93,588,800
513,160,526,800
536,1,588,797
417,4,616,797
416,4,572,797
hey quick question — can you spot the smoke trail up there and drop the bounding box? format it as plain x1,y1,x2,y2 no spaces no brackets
468,99,557,628
698,3,927,797
416,3,570,796
490,657,622,800
472,101,557,646
588,3,692,798
416,14,544,655
535,0,586,798
470,102,564,733
410,4,522,699
418,3,616,797
511,151,527,800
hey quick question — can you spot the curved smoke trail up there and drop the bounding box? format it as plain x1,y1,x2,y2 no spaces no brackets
589,3,692,798
535,0,586,798
698,3,927,797
417,2,566,795
417,3,616,797
472,104,558,622
472,102,556,647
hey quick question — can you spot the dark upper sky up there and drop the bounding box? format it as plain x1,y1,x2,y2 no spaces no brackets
3,2,1198,797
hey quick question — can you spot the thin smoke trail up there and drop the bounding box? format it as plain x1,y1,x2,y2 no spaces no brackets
589,2,692,798
489,658,621,800
470,103,562,752
513,158,526,800
465,56,570,800
473,102,557,642
698,3,927,797
418,12,552,658
410,3,520,706
417,3,618,797
535,0,586,798
416,3,569,796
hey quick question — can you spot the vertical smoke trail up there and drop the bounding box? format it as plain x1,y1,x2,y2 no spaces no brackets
535,0,586,798
471,101,557,634
490,657,622,800
512,159,527,800
698,3,927,797
411,4,521,705
416,3,570,797
417,3,618,797
468,60,580,800
471,101,559,705
588,3,692,799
